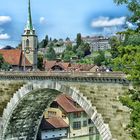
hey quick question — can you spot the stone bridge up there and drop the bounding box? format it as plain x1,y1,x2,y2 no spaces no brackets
0,72,133,140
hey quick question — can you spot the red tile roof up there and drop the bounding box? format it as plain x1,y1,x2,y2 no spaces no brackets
47,117,69,128
0,49,21,65
44,60,70,71
44,60,57,71
79,64,95,71
55,94,84,113
41,117,69,130
0,49,31,66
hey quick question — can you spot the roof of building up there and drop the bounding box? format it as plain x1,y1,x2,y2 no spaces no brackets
41,117,69,130
0,49,32,66
55,94,84,113
44,60,99,72
0,49,21,65
44,60,70,71
79,64,96,71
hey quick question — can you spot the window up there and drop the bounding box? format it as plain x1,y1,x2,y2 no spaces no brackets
88,119,93,124
73,112,81,118
73,121,81,130
83,112,87,117
83,120,87,127
48,111,56,117
26,39,29,47
89,127,94,134
62,113,66,118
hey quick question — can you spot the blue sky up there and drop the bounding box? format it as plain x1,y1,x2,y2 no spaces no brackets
0,0,130,47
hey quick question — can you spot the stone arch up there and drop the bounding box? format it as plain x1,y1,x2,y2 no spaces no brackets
1,81,112,140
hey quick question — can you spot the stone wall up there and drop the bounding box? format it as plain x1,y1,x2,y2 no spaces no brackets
67,83,132,140
0,80,133,140
0,81,25,117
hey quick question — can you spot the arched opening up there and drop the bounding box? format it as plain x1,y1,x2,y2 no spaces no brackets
37,93,101,140
2,81,112,140
26,39,29,47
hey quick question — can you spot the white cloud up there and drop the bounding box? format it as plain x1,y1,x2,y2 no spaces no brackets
0,16,12,25
39,17,46,24
91,16,126,28
126,21,136,29
0,33,10,40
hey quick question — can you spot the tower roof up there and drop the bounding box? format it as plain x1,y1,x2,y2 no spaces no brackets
25,0,33,30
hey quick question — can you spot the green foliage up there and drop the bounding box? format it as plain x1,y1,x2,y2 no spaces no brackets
114,0,140,31
124,33,140,46
63,51,75,62
109,36,120,58
113,45,140,83
0,54,4,68
39,35,49,48
61,35,91,62
1,62,11,71
120,89,140,140
93,51,105,66
76,33,82,47
0,54,11,71
79,57,93,64
37,54,43,70
45,46,56,60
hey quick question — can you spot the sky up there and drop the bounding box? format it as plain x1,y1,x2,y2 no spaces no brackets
0,0,131,47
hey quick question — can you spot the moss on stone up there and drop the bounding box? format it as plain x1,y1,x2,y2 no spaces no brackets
0,81,25,116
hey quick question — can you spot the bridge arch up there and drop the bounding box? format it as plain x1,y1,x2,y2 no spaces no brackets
1,81,112,140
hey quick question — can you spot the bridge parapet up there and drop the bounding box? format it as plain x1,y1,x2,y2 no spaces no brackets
0,72,129,84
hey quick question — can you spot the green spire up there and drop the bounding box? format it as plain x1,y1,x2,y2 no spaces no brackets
26,0,33,30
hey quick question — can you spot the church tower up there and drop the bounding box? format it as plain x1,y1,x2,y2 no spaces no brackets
22,0,38,70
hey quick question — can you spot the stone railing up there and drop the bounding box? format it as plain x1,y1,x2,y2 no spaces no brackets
0,71,129,84
1,83,33,139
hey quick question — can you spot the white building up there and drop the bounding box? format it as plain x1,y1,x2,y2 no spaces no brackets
39,117,69,140
82,36,111,52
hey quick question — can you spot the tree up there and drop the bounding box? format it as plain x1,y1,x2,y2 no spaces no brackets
37,54,44,70
39,35,49,48
45,46,56,60
65,37,70,41
124,33,140,46
93,51,105,66
113,45,140,83
76,33,82,47
1,62,11,71
76,48,85,59
114,0,140,31
63,51,74,62
109,36,120,58
0,54,4,68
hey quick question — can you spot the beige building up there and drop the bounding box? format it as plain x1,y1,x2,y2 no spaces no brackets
40,94,100,139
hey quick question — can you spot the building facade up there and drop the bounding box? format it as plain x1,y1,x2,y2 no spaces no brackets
82,36,111,52
38,94,100,140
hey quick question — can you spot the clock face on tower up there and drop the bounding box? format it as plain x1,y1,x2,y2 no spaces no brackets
25,47,31,54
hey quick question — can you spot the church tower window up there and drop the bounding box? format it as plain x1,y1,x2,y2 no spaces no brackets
26,39,29,47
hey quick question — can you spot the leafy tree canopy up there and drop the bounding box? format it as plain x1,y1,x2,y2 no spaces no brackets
45,46,56,60
114,0,140,31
